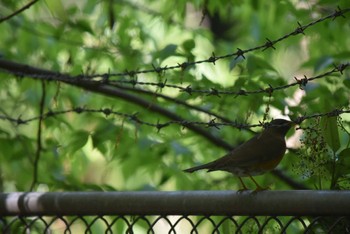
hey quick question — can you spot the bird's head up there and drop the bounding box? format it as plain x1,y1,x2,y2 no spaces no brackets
265,119,294,136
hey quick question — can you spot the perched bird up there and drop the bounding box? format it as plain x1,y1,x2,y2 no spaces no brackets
184,119,294,191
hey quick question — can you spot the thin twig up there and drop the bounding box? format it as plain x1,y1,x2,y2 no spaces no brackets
0,0,39,24
30,81,46,191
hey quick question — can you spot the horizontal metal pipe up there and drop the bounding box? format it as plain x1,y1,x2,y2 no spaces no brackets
1,191,349,216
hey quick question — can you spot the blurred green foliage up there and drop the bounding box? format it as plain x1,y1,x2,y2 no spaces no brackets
0,0,349,196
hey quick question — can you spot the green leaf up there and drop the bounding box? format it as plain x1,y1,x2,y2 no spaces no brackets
68,19,94,34
233,76,247,89
343,78,350,89
44,0,67,22
246,55,276,76
182,39,195,53
335,148,350,178
91,120,119,154
66,130,90,154
321,116,340,152
153,44,178,61
339,148,350,167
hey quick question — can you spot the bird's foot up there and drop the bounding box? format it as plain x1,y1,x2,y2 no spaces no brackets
237,188,250,193
252,185,270,194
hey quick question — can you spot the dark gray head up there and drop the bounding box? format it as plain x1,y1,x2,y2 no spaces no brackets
266,119,294,136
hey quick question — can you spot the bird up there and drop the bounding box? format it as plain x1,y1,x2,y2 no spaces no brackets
184,119,294,191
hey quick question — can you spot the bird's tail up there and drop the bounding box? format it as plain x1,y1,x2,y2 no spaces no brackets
183,162,213,173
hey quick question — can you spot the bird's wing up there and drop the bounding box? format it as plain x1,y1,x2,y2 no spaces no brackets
209,132,286,170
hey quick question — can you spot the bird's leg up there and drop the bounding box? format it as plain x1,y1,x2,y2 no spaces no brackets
249,175,270,192
237,177,249,192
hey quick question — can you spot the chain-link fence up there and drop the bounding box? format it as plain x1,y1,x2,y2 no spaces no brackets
1,191,350,233
2,215,350,233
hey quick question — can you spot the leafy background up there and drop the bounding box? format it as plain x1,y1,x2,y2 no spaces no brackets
0,0,350,194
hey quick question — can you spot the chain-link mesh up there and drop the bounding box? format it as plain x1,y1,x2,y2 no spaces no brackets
1,215,350,233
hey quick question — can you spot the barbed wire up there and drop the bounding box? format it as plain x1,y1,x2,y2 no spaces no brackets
1,3,348,194
1,59,348,136
0,106,348,132
4,62,349,97
74,7,349,80
0,7,348,100
107,63,349,96
0,7,348,133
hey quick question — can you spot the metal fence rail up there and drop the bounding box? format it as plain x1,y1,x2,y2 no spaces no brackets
1,191,350,233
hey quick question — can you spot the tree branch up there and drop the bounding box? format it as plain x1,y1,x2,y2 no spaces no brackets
0,59,233,150
111,84,256,134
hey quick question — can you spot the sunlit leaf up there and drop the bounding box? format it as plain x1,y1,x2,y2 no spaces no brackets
44,0,67,22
